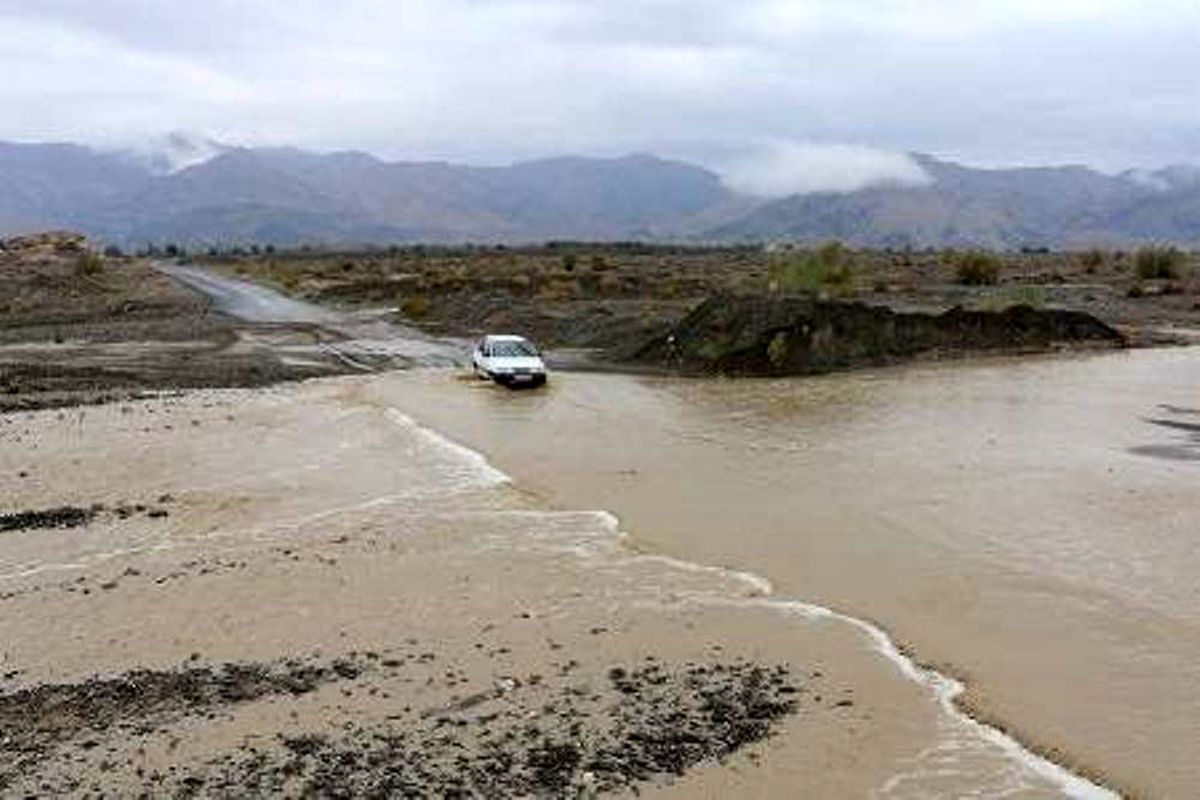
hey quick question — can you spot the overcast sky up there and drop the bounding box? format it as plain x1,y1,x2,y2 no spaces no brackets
1,0,1198,193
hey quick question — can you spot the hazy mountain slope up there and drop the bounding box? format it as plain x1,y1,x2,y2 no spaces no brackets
471,154,733,238
236,150,737,241
707,155,1188,248
80,147,738,244
0,142,148,235
1,140,1198,246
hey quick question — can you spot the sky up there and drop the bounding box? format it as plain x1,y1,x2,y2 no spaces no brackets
1,0,1198,195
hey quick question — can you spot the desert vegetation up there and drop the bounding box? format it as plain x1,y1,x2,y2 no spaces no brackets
949,250,1003,286
197,240,1198,350
767,241,856,296
1134,245,1190,280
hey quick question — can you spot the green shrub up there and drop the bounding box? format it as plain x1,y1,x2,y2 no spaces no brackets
1134,246,1188,280
953,250,1002,285
766,331,789,367
768,241,855,296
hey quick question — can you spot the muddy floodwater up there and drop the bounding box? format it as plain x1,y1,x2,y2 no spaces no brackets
1,345,1196,797
377,346,1200,798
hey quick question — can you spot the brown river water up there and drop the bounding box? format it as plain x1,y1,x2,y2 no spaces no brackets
1,345,1196,796
376,346,1200,798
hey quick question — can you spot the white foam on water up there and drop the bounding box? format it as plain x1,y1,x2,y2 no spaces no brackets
633,553,776,597
384,407,509,488
660,590,1113,800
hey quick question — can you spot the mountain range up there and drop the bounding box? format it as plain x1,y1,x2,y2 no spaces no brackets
1,138,1198,248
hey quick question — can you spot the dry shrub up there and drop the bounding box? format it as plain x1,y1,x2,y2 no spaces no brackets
73,251,104,279
1080,249,1105,274
597,273,622,297
401,293,430,319
538,278,581,301
1134,246,1188,280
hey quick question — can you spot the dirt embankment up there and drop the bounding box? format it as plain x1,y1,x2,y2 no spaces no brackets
626,293,1126,376
0,232,215,345
0,233,345,411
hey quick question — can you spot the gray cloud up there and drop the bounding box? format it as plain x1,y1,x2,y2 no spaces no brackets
1,0,1198,188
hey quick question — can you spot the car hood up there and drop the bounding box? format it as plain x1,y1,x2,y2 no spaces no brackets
489,356,545,370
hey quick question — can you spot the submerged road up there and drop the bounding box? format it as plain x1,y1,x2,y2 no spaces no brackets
160,262,467,369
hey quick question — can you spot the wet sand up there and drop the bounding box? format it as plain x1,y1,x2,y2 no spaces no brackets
0,378,1090,797
373,349,1200,798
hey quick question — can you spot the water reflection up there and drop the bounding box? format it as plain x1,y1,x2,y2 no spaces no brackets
1130,405,1200,461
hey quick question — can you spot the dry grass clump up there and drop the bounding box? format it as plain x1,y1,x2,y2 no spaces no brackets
72,251,105,279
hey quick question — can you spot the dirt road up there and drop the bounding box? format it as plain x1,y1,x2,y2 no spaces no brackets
161,262,467,369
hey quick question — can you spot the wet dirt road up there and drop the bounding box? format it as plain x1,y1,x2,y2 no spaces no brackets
161,263,466,369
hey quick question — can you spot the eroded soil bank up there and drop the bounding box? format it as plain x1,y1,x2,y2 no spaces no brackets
622,293,1125,375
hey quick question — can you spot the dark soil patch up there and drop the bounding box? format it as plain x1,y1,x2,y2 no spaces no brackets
0,655,371,791
0,653,800,797
0,502,173,535
0,506,97,533
182,660,798,798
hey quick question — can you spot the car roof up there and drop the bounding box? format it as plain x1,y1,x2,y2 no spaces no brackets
483,334,530,342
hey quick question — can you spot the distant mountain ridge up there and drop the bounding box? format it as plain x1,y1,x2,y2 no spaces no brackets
712,154,1200,249
1,139,1197,247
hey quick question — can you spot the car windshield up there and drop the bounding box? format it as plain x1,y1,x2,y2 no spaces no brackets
491,340,538,357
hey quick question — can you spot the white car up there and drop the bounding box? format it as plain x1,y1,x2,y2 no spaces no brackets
472,335,548,387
